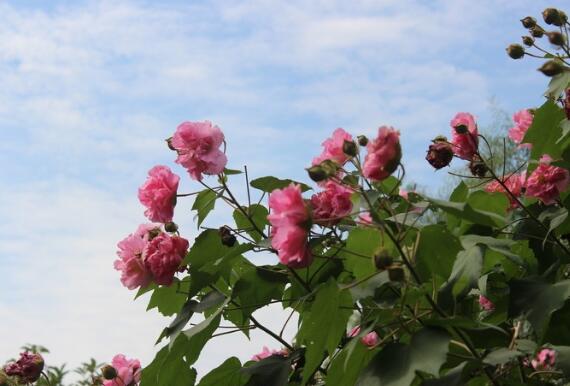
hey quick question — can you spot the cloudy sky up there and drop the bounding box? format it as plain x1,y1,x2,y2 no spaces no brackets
0,0,566,380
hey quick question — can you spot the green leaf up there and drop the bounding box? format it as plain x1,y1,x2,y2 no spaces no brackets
233,204,269,242
297,280,353,384
147,279,189,317
461,235,529,268
467,191,509,218
341,227,383,280
438,244,484,310
544,71,570,100
356,327,451,386
192,189,218,227
416,225,462,281
233,266,287,321
523,100,567,162
428,198,505,228
552,345,570,376
141,344,197,386
327,342,374,386
482,348,523,366
250,176,312,193
197,357,248,386
242,355,293,386
509,278,570,340
224,168,243,175
421,363,466,386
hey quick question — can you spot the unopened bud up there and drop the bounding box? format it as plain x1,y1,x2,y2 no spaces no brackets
101,365,117,380
520,16,537,29
357,135,368,147
469,159,488,177
307,165,328,182
342,140,358,157
542,8,565,26
388,266,405,282
426,142,453,170
164,222,178,233
433,135,448,143
506,44,525,59
219,226,237,247
547,31,565,47
374,249,393,270
166,137,176,151
538,60,567,77
320,159,340,177
530,26,545,38
522,36,534,47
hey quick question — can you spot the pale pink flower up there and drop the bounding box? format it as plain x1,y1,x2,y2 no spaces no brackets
349,326,380,347
508,109,533,149
531,348,556,371
312,128,353,166
103,354,141,386
362,126,401,181
484,173,526,209
450,112,479,160
478,295,495,311
114,224,158,290
268,184,312,268
251,347,288,361
171,121,227,181
144,233,189,286
357,212,374,225
3,352,44,383
526,155,570,205
311,181,353,226
138,165,179,223
399,189,409,200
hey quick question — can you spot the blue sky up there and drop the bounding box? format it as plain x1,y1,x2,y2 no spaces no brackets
0,0,567,379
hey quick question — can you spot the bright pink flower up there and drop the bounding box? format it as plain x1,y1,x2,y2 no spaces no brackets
362,126,401,181
508,109,533,149
484,173,526,209
478,295,495,311
531,348,556,371
450,112,479,160
526,155,570,205
349,326,380,347
268,184,312,268
103,354,142,386
251,347,288,361
171,121,227,181
144,233,189,286
138,165,179,223
114,224,158,290
312,128,353,166
311,182,353,226
3,352,44,383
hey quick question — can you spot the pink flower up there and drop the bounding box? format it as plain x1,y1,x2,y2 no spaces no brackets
478,295,495,311
450,112,479,160
526,155,570,205
484,173,526,209
114,224,158,290
103,354,141,386
3,352,44,383
508,109,533,149
310,181,353,226
144,233,189,286
362,126,401,181
312,128,353,166
531,348,556,371
251,347,288,361
349,326,380,347
399,189,409,200
268,184,312,268
138,165,179,223
357,212,374,225
171,121,227,181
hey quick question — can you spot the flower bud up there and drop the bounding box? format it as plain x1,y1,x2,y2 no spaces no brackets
388,265,405,282
469,159,488,177
101,365,117,380
342,140,358,157
538,60,567,76
522,36,534,47
374,249,393,270
164,222,178,233
219,226,237,247
426,141,453,169
530,26,545,38
542,8,565,26
357,135,368,146
307,165,328,182
547,31,565,47
506,44,525,59
166,137,176,151
521,16,537,29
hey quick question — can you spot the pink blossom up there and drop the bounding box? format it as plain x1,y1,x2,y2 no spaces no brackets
268,184,312,268
478,295,495,311
103,354,141,386
357,212,374,225
138,165,179,223
508,109,533,149
484,173,526,209
450,112,479,160
526,155,570,205
171,121,227,181
531,348,556,371
251,347,288,361
362,126,401,181
311,181,353,226
114,224,158,290
349,326,380,347
144,233,189,286
312,128,353,166
3,352,44,383
399,189,409,200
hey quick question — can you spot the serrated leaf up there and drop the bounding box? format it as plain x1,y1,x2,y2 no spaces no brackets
147,279,189,317
192,189,218,227
250,176,311,193
523,100,567,163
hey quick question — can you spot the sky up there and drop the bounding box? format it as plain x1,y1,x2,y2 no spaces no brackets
0,0,567,380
